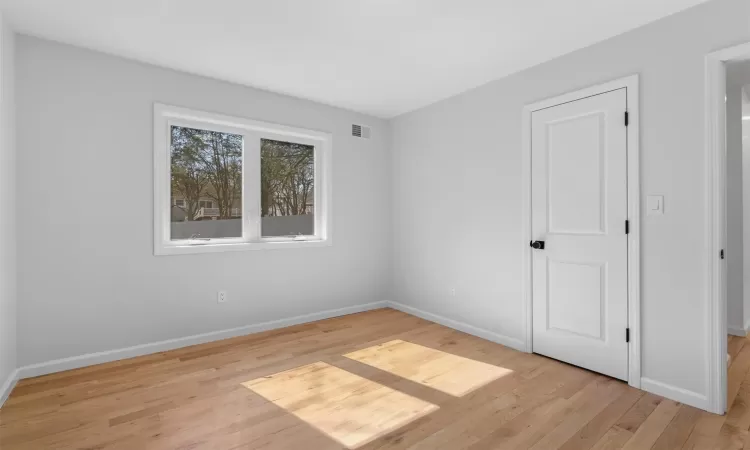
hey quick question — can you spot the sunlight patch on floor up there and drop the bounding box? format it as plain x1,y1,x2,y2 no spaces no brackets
344,339,512,396
242,361,438,449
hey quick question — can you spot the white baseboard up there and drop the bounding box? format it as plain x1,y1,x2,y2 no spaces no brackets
18,301,388,380
728,324,747,337
386,301,526,352
728,319,750,337
5,299,716,415
641,377,708,410
0,368,19,408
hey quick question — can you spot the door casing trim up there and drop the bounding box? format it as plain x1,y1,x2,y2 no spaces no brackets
520,74,641,388
705,41,750,415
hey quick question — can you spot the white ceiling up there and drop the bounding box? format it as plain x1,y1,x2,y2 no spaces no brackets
1,0,710,118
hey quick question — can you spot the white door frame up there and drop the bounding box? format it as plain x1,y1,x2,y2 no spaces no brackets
706,41,750,415
521,74,641,388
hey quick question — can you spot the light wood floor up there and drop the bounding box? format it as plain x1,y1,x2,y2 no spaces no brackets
0,308,747,449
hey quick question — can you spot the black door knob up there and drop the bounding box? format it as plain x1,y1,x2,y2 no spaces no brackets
530,240,545,250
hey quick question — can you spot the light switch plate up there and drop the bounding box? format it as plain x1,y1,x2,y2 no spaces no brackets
647,195,664,215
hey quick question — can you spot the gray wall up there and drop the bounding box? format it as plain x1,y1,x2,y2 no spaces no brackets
727,61,750,334
391,0,749,399
0,17,15,393
16,36,391,366
170,216,314,240
745,91,750,331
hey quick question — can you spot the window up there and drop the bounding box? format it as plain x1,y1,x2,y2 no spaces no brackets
154,104,331,255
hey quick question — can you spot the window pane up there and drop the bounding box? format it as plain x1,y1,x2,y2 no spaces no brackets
170,125,243,241
260,139,314,237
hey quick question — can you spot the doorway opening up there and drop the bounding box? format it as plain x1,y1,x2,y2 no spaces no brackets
706,42,750,415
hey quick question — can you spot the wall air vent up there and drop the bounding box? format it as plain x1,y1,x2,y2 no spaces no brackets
352,124,371,139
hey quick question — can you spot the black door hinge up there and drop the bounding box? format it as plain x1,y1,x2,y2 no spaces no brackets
624,111,629,126
626,328,630,343
721,249,725,260
625,220,629,235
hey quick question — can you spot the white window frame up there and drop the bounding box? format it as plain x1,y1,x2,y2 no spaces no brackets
154,103,332,256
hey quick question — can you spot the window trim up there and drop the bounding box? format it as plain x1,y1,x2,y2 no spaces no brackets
154,103,332,256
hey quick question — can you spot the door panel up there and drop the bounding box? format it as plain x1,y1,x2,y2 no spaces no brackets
547,112,606,234
531,88,628,381
547,260,604,340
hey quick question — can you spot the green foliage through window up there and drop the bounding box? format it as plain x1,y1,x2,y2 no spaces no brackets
170,126,243,222
261,139,314,218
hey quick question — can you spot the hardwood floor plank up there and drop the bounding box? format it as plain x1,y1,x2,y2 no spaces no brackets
590,426,634,450
242,361,438,449
729,342,750,408
620,399,681,450
557,389,644,450
108,401,177,426
724,369,750,432
730,335,747,363
528,379,630,450
681,412,727,449
716,423,749,450
344,339,511,396
614,392,662,433
650,404,702,450
363,359,586,450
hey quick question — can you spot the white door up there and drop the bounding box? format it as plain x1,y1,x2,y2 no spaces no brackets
531,88,628,381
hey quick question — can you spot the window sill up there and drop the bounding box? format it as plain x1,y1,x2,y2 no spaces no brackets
154,238,331,256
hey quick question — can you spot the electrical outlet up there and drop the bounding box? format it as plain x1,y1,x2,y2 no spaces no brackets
450,288,456,297
217,291,227,303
